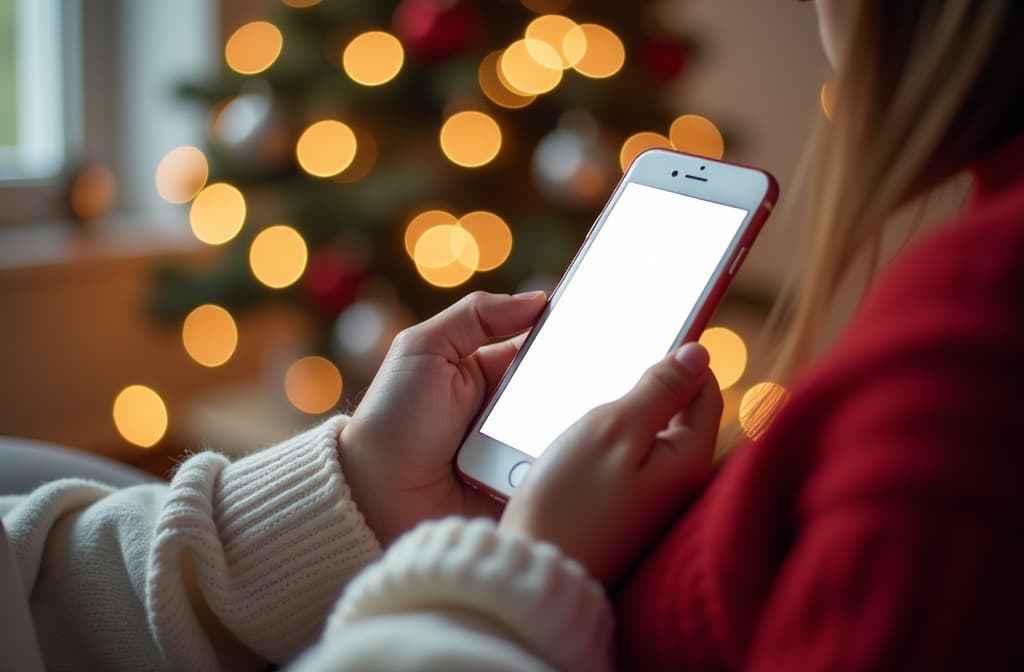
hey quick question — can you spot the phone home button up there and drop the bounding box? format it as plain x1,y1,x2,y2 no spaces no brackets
508,461,532,489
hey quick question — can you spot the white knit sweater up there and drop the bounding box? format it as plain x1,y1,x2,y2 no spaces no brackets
0,416,613,671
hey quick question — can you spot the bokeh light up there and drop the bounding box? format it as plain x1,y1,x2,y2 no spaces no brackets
565,24,625,79
439,110,502,168
820,79,836,121
189,183,246,245
249,225,308,288
619,131,673,172
342,31,404,86
699,326,747,390
500,39,563,95
182,304,238,368
285,356,343,415
459,211,513,271
155,146,208,204
225,22,283,75
669,114,725,159
113,385,168,448
404,209,458,258
739,381,790,441
525,15,579,68
478,50,536,109
70,165,117,220
414,224,480,287
296,120,357,178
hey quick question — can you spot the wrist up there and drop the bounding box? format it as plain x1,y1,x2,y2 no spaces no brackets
337,425,394,545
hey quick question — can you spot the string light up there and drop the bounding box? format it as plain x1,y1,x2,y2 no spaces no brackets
285,356,343,415
113,385,168,448
500,39,563,95
413,225,479,287
669,114,725,159
525,15,579,68
699,326,747,390
296,120,357,177
820,79,836,121
439,110,502,168
249,225,308,288
155,146,208,204
225,21,283,75
739,382,790,441
70,165,117,220
404,209,458,258
478,50,536,109
459,211,513,271
342,31,405,86
565,24,625,79
619,131,672,172
189,183,246,245
182,304,238,368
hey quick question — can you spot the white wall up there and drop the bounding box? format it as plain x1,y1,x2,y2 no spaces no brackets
664,0,830,291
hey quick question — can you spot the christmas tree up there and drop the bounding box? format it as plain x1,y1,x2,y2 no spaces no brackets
151,0,731,415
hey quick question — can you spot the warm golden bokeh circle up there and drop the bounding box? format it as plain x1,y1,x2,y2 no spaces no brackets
182,304,238,368
459,211,513,271
189,183,246,245
739,381,790,440
332,127,377,183
669,114,725,159
70,165,117,220
342,31,405,86
113,385,168,448
439,111,503,168
525,15,579,69
500,39,563,95
249,225,309,288
285,356,343,415
296,120,358,177
404,209,459,258
155,146,209,204
225,21,283,75
478,50,536,109
619,131,673,172
699,326,748,390
413,225,480,287
565,24,625,79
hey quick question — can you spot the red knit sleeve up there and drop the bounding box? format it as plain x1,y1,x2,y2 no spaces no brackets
745,216,1024,670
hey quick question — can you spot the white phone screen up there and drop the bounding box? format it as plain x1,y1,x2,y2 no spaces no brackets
479,182,748,458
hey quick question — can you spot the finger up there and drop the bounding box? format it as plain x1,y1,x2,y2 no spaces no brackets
679,373,724,439
643,424,714,488
473,331,530,393
612,342,711,439
398,291,546,362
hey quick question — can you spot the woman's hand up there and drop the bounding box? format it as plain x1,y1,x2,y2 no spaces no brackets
340,291,546,545
500,343,721,587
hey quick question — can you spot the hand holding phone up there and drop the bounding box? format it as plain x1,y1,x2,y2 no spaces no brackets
458,149,778,500
499,342,721,587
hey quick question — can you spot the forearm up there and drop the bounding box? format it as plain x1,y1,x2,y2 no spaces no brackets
2,415,382,670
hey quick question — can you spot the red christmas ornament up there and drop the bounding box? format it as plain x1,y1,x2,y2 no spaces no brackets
303,246,367,317
637,37,690,82
392,0,480,62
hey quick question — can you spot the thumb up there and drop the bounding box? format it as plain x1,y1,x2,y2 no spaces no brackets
397,290,546,361
612,342,711,438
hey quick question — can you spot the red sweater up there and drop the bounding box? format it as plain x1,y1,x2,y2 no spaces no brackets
617,134,1024,671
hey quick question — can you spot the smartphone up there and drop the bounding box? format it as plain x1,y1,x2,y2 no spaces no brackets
457,148,778,500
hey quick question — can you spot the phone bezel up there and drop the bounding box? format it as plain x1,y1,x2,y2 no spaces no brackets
456,148,779,501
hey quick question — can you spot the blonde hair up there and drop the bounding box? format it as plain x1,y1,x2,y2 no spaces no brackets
734,2,1024,444
772,1,1024,378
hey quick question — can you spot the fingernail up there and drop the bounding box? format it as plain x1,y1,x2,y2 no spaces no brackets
674,342,710,375
512,290,546,301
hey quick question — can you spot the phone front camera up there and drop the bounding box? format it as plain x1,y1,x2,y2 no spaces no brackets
671,169,679,177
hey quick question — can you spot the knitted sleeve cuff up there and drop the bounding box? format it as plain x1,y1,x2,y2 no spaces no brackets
327,517,614,672
147,415,382,668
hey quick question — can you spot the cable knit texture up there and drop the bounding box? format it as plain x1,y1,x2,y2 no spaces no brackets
1,415,382,671
293,518,614,672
